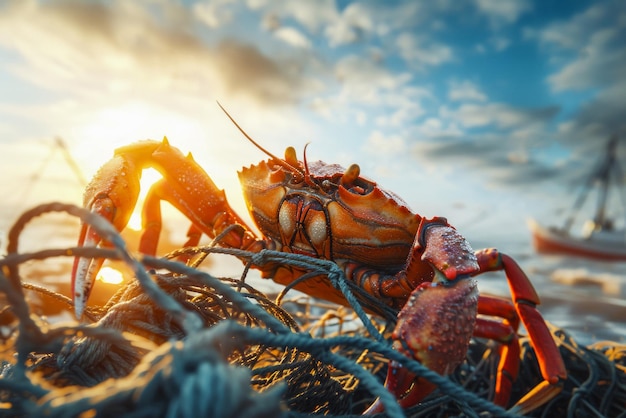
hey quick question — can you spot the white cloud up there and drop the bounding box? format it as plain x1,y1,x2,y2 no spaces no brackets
364,130,406,155
473,0,532,26
325,19,361,46
411,116,463,140
475,36,511,54
193,0,235,28
448,80,487,102
396,32,453,69
274,26,312,49
324,2,374,46
248,0,338,33
374,100,424,128
527,1,626,140
0,0,314,106
531,2,613,50
530,1,625,92
489,35,511,51
441,103,558,130
323,1,435,47
334,54,412,105
548,26,624,92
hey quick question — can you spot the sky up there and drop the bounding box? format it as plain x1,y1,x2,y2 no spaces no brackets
0,0,625,248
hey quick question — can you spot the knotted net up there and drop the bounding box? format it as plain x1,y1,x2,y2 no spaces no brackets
0,203,624,417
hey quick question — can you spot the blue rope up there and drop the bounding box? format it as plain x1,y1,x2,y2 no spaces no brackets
0,203,532,417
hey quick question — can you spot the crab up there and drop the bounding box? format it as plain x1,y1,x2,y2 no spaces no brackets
71,107,566,414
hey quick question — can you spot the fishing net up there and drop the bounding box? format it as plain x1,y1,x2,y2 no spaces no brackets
1,202,625,417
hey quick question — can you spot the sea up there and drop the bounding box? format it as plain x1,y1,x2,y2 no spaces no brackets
1,204,624,347
472,236,626,346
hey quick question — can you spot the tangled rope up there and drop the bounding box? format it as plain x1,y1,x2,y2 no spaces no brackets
0,202,625,417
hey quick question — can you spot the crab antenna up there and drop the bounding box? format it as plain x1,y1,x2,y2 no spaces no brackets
216,101,303,176
302,142,316,187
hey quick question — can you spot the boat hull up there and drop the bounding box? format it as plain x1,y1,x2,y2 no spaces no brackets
528,219,626,261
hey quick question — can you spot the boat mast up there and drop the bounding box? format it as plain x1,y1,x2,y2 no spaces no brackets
593,136,618,229
562,135,622,233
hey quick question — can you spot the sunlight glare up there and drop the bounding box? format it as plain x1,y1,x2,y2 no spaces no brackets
73,101,212,182
127,168,162,231
97,266,124,285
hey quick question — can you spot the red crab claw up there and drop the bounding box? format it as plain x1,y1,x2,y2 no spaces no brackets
366,222,566,414
385,276,479,409
364,221,480,414
72,152,142,319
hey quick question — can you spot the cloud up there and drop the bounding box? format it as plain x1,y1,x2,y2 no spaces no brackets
323,2,439,47
448,80,487,102
547,27,624,92
364,130,406,155
530,0,626,141
472,0,532,27
396,32,453,69
193,0,235,29
321,53,434,129
0,0,313,106
488,35,512,52
333,54,413,105
530,2,620,51
406,100,562,187
273,26,312,49
531,1,625,93
441,102,559,130
414,132,561,186
559,81,626,144
249,0,338,33
324,2,374,46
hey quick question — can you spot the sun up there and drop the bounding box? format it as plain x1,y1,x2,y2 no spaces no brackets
96,266,125,285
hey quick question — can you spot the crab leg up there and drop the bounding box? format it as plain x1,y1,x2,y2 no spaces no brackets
72,138,263,319
474,249,566,414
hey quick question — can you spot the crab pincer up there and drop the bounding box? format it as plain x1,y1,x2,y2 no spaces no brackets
367,279,479,412
72,152,142,319
364,223,480,413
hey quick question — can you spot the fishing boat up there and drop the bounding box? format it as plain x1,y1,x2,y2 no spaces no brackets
528,135,626,261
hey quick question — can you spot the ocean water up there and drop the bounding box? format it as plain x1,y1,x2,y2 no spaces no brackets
1,205,624,347
470,235,626,346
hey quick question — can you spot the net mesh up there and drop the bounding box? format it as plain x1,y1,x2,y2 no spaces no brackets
1,202,624,417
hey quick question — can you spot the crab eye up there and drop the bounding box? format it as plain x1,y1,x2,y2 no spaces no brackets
340,166,374,195
284,146,298,167
340,164,360,187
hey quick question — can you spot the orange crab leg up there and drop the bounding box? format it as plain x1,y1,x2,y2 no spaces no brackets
473,312,521,406
139,178,252,255
72,138,264,318
474,248,566,413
